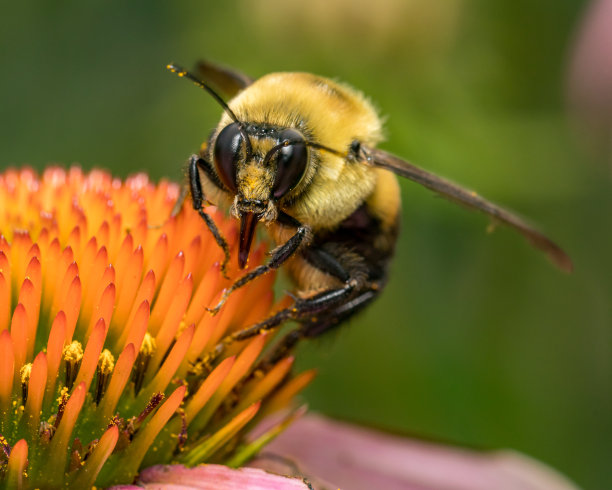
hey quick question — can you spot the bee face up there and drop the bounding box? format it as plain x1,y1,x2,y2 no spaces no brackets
209,120,314,267
211,122,309,212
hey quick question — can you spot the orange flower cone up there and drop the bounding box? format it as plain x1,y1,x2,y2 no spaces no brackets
0,167,313,488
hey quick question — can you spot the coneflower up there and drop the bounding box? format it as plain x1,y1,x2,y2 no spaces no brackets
0,167,314,488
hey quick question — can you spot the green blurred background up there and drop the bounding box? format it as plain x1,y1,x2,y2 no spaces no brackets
1,1,610,488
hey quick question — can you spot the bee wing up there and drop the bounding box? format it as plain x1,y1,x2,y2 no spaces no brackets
194,60,253,99
363,146,573,272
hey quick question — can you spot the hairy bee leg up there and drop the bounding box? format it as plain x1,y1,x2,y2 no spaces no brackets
188,155,231,277
208,223,311,314
194,154,228,191
300,289,378,337
204,276,362,366
260,289,378,371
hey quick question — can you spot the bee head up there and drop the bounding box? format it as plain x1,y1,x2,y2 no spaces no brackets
166,64,347,268
213,122,308,202
212,122,309,267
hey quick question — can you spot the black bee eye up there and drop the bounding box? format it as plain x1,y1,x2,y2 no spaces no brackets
272,129,308,199
213,122,243,193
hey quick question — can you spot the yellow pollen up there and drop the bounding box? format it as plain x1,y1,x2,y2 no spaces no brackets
20,363,32,384
56,386,69,405
98,349,115,375
63,341,84,363
140,332,157,356
176,320,188,336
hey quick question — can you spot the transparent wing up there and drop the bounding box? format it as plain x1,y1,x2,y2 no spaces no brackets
363,146,573,272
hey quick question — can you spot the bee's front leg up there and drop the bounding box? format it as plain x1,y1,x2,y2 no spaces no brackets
188,154,231,277
207,212,310,315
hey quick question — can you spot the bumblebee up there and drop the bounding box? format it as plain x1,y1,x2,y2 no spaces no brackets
168,61,572,360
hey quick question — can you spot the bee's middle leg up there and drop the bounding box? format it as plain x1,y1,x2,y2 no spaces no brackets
203,245,376,365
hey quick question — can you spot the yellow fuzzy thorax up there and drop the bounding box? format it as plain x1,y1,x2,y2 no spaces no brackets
223,72,383,148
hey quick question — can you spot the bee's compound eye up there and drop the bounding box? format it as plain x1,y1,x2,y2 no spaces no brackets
272,129,308,199
213,122,243,193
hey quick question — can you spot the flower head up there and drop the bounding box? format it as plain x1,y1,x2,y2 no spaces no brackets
0,167,313,488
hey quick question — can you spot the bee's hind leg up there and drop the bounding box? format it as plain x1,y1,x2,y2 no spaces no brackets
258,289,379,370
201,245,380,369
200,280,360,369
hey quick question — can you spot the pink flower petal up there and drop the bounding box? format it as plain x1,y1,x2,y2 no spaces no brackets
251,414,581,490
568,0,612,121
567,0,612,160
110,464,310,490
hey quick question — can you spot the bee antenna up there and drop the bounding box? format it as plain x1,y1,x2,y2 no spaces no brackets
167,62,253,160
166,63,241,124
